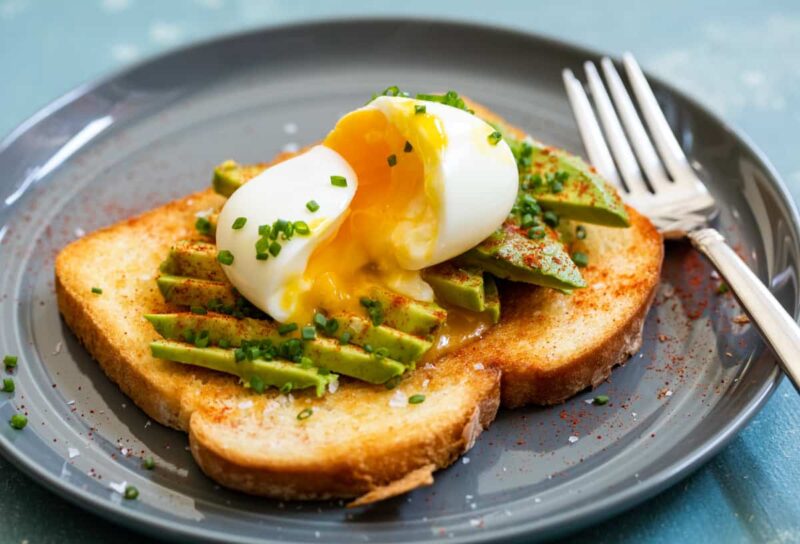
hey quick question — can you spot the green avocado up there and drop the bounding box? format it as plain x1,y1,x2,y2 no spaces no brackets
422,263,486,312
160,240,226,281
212,160,269,197
367,287,447,337
332,313,432,363
460,224,585,291
483,275,501,324
510,138,629,227
150,340,331,396
145,312,408,384
157,274,237,307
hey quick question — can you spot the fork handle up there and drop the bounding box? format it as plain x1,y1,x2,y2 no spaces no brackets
689,228,800,391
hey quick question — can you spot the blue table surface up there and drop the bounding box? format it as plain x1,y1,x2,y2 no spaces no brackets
1,1,799,542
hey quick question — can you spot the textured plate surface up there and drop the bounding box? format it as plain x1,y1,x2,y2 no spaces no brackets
0,19,796,544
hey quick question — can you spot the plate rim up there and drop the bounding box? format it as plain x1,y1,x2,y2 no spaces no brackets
0,16,794,543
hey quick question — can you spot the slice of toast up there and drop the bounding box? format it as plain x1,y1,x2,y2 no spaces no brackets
55,100,661,502
55,188,500,503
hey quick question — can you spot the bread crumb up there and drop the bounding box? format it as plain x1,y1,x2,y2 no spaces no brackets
732,314,750,324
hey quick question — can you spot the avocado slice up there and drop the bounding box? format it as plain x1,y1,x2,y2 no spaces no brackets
157,274,238,308
160,240,227,281
212,160,269,197
505,135,629,227
483,275,501,324
367,287,447,337
460,224,585,291
145,312,408,384
332,313,432,363
150,340,330,396
303,337,405,384
423,263,486,312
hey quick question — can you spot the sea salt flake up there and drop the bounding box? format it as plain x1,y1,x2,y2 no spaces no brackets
144,420,152,428
121,447,129,456
534,497,542,503
67,400,76,406
568,435,579,444
469,519,481,528
462,457,470,465
68,447,80,459
284,122,298,135
584,399,593,405
74,227,86,237
282,142,299,153
665,390,673,397
52,341,63,355
422,379,430,389
389,390,406,408
327,377,339,394
195,208,214,218
109,480,127,494
473,363,485,370
423,363,435,370
314,531,320,539
177,468,189,477
238,400,254,409
465,494,473,500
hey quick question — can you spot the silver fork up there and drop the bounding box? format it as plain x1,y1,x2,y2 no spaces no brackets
563,53,800,391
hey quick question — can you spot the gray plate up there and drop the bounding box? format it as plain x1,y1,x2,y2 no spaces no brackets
0,19,796,544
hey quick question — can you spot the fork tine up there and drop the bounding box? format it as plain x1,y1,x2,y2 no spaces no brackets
622,52,695,183
562,68,622,188
600,57,672,192
583,61,650,196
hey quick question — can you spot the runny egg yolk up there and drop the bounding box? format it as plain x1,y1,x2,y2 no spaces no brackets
282,107,445,325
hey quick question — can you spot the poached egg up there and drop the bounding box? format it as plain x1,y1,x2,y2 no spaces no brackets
216,96,518,324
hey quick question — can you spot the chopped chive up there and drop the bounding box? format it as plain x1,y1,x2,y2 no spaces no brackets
255,236,271,254
313,313,328,329
301,326,316,340
576,225,587,240
593,394,609,406
384,375,401,390
374,347,390,360
217,250,234,265
124,486,139,500
142,456,155,470
306,200,320,212
195,216,212,235
268,241,282,257
256,253,269,261
528,226,545,240
317,366,330,376
190,305,207,315
231,217,247,230
487,131,503,145
387,154,397,167
572,251,589,268
234,348,246,362
182,329,196,343
414,104,426,114
330,175,348,187
9,413,27,430
283,222,294,239
543,210,559,227
278,323,298,335
298,356,313,369
294,221,310,235
363,344,373,353
218,338,231,349
403,141,413,153
3,378,14,392
359,297,384,326
250,375,265,394
280,382,293,394
408,394,426,404
4,355,18,368
551,180,564,193
91,287,103,295
339,332,352,345
716,282,729,295
324,318,339,335
194,330,210,348
258,224,271,237
520,213,536,228
297,408,313,420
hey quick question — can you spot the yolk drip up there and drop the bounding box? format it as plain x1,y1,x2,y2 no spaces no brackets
282,104,493,356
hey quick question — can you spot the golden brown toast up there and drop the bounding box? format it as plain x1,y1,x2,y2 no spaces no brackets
55,188,500,503
55,100,662,502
